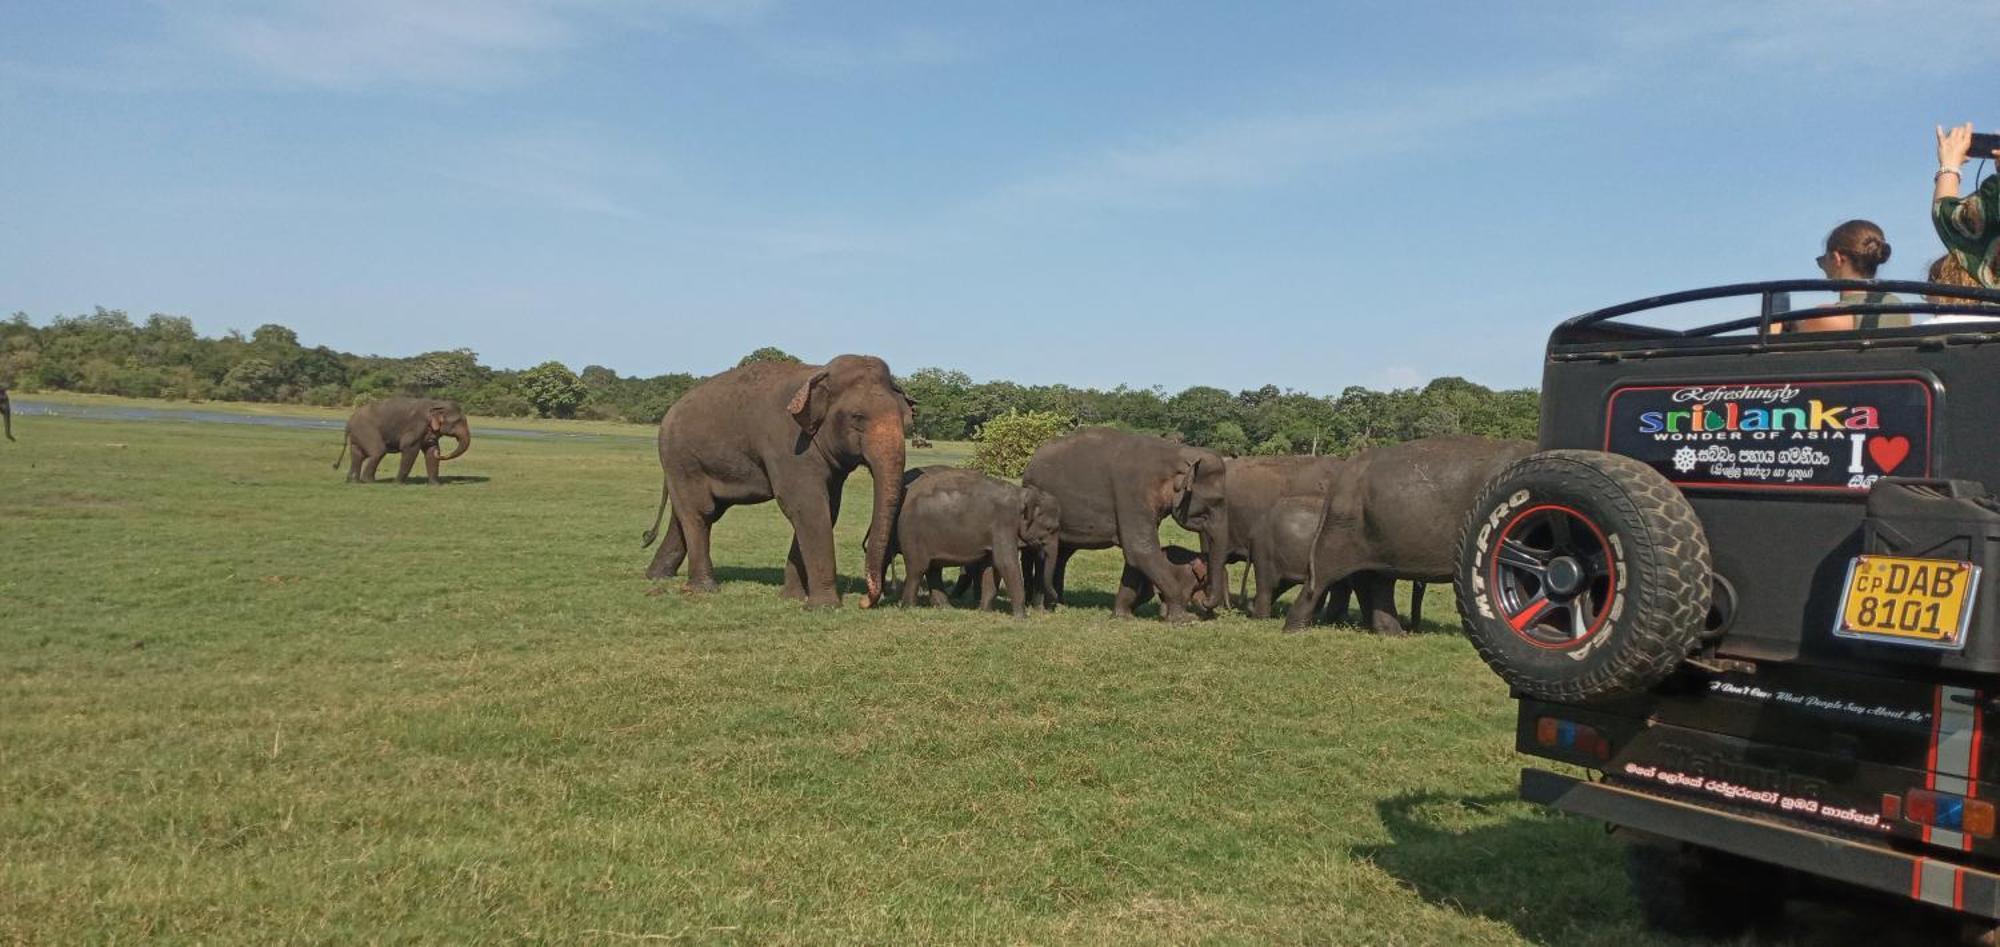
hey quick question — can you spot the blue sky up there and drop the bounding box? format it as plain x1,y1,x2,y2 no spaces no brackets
3,2,1996,392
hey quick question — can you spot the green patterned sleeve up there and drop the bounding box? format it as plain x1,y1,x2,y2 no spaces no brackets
1934,174,2000,288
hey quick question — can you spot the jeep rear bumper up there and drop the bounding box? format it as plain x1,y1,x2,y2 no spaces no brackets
1522,767,2000,918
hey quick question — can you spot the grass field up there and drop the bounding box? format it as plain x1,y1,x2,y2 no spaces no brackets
0,404,1920,944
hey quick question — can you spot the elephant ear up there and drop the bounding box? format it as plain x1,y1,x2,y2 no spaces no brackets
1171,453,1202,511
427,405,447,433
786,369,832,434
892,381,917,429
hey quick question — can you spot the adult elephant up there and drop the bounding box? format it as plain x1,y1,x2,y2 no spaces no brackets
641,354,912,609
336,397,470,484
1021,427,1229,621
0,387,12,442
1276,435,1535,632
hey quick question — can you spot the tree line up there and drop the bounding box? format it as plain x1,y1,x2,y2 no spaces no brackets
0,309,1538,456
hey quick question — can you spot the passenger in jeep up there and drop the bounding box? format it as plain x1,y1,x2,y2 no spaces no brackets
1925,252,1998,324
1775,219,1907,333
1933,121,2000,288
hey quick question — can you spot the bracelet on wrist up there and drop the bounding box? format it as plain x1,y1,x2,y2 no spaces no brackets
1939,166,1964,178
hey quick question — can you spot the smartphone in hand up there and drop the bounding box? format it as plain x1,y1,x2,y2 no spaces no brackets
1972,131,2000,161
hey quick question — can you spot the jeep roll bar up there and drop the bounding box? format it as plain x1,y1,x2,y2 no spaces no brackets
1551,279,2000,347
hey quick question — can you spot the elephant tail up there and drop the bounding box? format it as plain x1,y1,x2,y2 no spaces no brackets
640,475,670,547
332,431,349,469
1305,490,1335,594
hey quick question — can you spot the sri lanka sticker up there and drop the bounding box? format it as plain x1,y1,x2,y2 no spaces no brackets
1604,379,1933,492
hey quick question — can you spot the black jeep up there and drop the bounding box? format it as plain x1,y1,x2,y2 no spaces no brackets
1454,279,2000,937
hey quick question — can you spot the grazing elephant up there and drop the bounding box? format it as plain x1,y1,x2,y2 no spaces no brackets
641,354,913,608
1275,435,1536,633
1021,427,1230,621
1114,545,1214,617
336,398,471,484
0,387,12,442
882,466,1061,617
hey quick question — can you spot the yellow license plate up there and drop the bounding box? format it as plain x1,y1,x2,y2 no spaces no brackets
1834,555,1980,650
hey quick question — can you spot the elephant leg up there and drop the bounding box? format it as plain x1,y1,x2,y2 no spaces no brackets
1410,581,1426,632
982,561,1005,613
1284,577,1330,632
900,554,929,606
777,480,841,608
346,445,365,483
645,516,688,579
360,451,386,483
394,447,419,484
780,481,842,603
1322,579,1353,625
927,563,951,607
1113,564,1154,618
1119,540,1194,622
1251,558,1278,620
987,536,1019,615
423,444,442,485
950,567,979,602
673,488,722,594
1050,546,1078,608
1360,573,1407,636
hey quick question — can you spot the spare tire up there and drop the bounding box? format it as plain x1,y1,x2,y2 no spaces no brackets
1455,449,1711,702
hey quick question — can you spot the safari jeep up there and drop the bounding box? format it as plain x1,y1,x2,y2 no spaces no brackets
1454,278,2000,938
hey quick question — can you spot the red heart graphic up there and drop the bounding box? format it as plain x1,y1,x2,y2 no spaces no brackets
1867,435,1910,474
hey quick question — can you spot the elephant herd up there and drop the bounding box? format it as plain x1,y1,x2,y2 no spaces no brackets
635,354,1533,632
18,356,1525,633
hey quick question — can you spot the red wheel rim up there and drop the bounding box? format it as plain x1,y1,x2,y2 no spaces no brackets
1489,503,1616,649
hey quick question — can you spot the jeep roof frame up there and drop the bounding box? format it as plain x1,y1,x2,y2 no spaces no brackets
1549,278,2000,357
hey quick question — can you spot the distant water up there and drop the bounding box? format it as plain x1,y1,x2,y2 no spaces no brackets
11,399,640,440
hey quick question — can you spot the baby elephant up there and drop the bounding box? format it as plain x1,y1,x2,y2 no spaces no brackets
1115,545,1212,618
889,466,1061,617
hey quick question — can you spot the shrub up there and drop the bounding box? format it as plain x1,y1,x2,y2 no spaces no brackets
519,361,588,418
968,410,1075,480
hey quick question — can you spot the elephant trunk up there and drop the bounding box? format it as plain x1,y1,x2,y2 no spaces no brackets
1201,510,1231,611
859,420,906,608
439,421,471,461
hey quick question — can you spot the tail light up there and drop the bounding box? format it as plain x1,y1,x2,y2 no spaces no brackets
1534,716,1612,760
1904,789,1996,838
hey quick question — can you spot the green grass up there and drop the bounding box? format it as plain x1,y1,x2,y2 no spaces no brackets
0,407,1760,944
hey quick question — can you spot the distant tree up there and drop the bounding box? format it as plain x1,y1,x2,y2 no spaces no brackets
737,346,802,367
403,349,482,393
968,410,1075,480
520,361,589,418
898,367,975,440
1208,420,1251,456
1165,385,1240,446
216,358,282,402
250,324,299,349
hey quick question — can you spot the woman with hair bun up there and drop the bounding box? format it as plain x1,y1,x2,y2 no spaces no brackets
1775,219,1906,334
